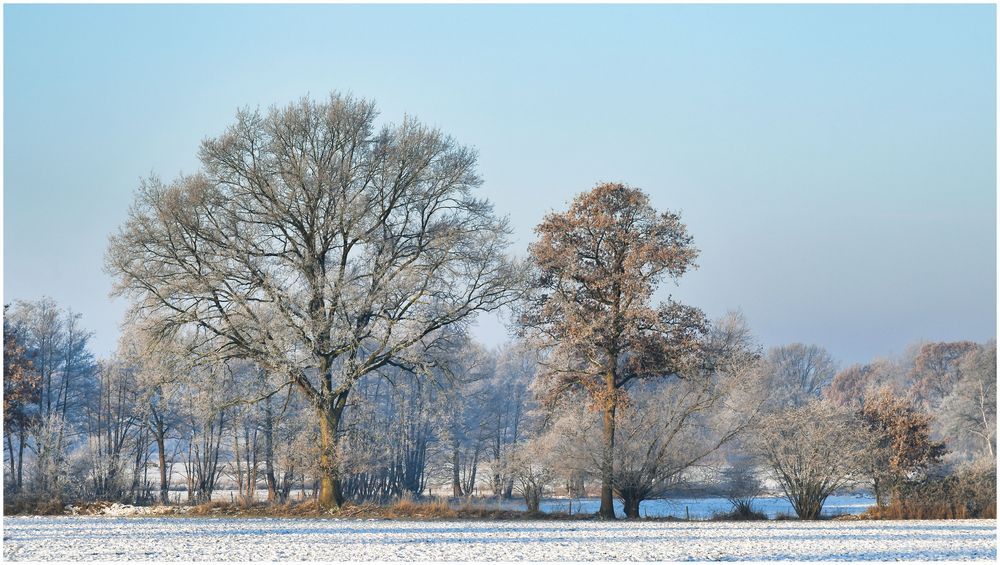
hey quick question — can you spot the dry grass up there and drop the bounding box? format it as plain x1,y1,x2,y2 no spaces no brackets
385,496,456,518
355,497,580,520
859,501,996,520
169,496,591,520
185,498,320,517
3,496,66,516
188,500,233,516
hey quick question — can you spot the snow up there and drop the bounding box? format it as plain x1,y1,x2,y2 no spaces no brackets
3,516,995,561
64,503,191,517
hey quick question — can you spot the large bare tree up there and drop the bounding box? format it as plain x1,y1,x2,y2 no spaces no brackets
520,182,705,518
106,93,521,509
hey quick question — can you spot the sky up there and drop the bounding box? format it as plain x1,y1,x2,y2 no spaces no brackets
3,3,996,366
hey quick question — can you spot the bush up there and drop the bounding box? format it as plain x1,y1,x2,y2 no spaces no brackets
711,507,767,521
862,458,996,519
721,459,763,520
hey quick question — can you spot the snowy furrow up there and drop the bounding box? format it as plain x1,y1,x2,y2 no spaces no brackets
3,517,995,561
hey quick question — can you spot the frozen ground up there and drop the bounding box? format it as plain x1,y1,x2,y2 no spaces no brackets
3,516,995,561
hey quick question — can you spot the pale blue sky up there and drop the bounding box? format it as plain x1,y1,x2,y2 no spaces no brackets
4,4,996,365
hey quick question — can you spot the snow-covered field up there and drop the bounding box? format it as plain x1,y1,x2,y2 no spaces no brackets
3,516,995,561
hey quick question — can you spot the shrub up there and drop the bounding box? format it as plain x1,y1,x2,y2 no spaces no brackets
862,458,996,519
711,507,767,521
721,454,763,520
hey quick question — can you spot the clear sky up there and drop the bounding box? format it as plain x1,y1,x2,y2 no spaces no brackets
3,3,996,366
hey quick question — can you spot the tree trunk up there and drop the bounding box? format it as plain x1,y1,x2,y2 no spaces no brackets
233,425,244,500
6,434,19,492
17,430,25,490
263,397,278,504
525,486,541,513
621,489,642,519
155,423,168,504
492,471,502,498
793,490,824,520
599,371,617,519
279,467,293,503
452,443,463,497
317,401,345,510
462,446,480,495
4,434,12,490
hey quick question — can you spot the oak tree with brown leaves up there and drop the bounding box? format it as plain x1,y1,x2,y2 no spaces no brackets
520,183,705,519
857,387,946,507
3,305,40,492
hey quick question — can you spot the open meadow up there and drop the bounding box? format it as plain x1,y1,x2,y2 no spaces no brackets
3,516,996,561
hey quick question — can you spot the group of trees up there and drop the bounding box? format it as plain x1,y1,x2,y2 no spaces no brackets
4,300,97,501
735,337,996,520
4,93,996,519
3,308,538,508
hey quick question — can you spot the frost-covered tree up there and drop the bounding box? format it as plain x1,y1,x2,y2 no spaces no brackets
176,361,232,503
5,298,98,501
129,329,188,504
106,93,522,509
521,182,706,519
611,313,766,518
437,338,495,498
909,341,980,411
505,436,557,513
827,358,901,407
340,367,443,501
524,314,765,518
720,452,764,518
484,342,536,498
83,353,145,502
939,342,996,459
754,399,864,519
763,343,836,409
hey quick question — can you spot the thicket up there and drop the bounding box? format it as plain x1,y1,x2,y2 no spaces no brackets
862,459,996,519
